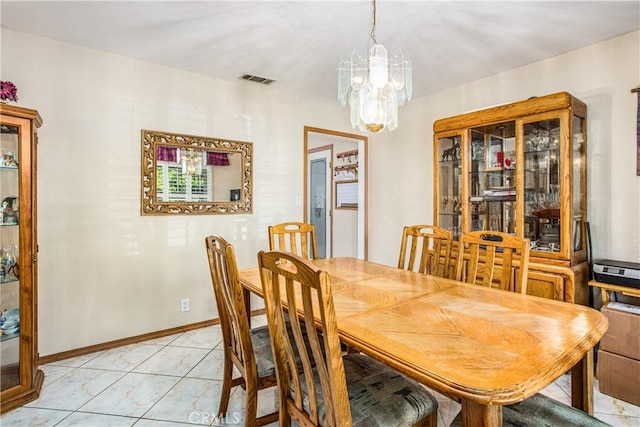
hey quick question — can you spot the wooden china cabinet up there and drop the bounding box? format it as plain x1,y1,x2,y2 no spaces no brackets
433,92,590,304
0,104,43,413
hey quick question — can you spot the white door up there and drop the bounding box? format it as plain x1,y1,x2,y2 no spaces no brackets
308,149,332,258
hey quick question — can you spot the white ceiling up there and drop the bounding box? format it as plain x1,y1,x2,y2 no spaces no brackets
2,1,639,104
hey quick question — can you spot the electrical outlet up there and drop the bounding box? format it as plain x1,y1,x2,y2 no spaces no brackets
180,298,189,312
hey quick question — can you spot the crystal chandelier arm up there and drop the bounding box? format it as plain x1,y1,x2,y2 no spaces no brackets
338,59,351,106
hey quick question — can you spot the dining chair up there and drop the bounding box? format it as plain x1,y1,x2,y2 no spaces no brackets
205,235,280,426
398,224,453,278
455,230,530,294
269,221,359,354
268,222,317,260
258,250,439,427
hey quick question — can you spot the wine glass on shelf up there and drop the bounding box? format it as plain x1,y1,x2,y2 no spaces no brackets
528,128,540,151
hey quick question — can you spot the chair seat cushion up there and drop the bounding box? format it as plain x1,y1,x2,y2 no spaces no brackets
251,313,313,379
249,325,277,379
451,393,611,427
503,393,611,426
299,354,438,427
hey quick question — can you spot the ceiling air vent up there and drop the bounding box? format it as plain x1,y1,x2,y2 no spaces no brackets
239,73,276,85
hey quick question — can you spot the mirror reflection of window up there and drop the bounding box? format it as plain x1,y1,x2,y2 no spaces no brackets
155,146,217,202
156,163,210,202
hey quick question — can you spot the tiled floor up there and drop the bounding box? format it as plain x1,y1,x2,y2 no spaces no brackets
2,315,639,427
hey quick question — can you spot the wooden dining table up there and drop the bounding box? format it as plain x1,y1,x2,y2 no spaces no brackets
239,257,608,427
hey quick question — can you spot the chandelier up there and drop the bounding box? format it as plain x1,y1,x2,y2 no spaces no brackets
177,148,205,176
337,0,412,133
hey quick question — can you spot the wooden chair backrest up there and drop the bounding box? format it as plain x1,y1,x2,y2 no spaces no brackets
268,222,318,260
455,230,530,294
398,224,453,278
258,250,351,427
205,236,256,379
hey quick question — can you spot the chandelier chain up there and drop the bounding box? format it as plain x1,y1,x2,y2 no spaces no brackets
370,0,377,45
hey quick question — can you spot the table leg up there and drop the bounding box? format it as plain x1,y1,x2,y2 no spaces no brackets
460,400,502,427
571,348,594,414
243,288,252,328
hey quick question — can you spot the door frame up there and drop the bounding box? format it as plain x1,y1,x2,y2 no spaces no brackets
303,126,368,260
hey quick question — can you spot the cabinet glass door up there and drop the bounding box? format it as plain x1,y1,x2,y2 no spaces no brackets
468,122,517,235
523,117,561,253
572,114,585,252
0,122,21,392
437,134,462,239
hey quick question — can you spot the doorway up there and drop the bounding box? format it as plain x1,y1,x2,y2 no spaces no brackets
304,126,368,260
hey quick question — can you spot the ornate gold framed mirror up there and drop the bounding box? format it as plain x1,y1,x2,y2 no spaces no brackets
141,129,252,215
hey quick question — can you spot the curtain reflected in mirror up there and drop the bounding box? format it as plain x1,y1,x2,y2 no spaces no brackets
141,129,252,215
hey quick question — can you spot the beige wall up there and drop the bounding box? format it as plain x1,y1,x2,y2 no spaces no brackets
1,28,638,356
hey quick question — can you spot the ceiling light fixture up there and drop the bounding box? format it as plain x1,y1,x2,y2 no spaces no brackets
338,0,412,133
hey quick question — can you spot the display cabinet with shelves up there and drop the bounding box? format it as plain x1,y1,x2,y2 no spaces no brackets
0,104,43,413
434,92,588,304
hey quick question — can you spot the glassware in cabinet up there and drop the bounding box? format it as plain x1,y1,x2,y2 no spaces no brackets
571,115,586,253
468,123,517,235
523,117,561,253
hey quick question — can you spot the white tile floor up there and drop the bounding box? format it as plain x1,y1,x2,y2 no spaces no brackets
2,315,639,427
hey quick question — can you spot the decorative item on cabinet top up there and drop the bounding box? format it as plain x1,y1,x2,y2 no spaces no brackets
141,129,253,215
0,81,18,104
